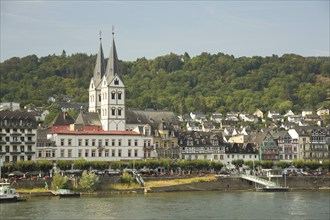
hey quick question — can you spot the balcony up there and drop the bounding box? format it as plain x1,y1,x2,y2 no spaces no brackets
25,141,35,144
10,151,21,155
10,133,22,136
25,151,35,154
26,133,35,136
10,141,22,144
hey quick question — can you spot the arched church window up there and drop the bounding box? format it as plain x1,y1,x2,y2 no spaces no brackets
99,95,101,102
118,108,122,116
111,92,116,100
118,92,122,100
111,108,116,116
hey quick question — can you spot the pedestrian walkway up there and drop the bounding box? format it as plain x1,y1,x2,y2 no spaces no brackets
240,174,278,187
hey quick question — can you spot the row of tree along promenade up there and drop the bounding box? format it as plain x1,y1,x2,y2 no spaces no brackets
2,159,329,178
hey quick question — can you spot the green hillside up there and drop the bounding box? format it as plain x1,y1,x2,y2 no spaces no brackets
1,52,329,115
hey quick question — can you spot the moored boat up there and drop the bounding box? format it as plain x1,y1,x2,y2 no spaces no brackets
256,186,289,192
0,182,26,203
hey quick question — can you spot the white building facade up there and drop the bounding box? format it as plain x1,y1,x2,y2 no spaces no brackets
46,130,153,161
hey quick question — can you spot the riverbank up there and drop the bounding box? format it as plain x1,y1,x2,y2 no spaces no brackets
16,176,330,197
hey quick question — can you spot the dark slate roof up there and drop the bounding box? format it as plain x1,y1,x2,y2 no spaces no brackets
294,126,329,136
75,112,102,126
126,109,180,132
226,142,257,154
37,128,51,140
0,111,37,128
179,131,226,147
51,112,75,126
92,39,106,89
105,34,122,83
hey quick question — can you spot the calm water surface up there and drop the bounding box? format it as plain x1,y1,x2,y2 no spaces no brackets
1,191,329,220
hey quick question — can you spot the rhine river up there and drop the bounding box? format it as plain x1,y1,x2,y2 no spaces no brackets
1,191,329,220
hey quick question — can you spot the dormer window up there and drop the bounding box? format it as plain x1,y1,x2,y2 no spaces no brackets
114,79,119,85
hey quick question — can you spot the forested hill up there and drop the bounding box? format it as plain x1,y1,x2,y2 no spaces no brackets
1,52,329,115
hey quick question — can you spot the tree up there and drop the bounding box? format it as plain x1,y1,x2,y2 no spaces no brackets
231,159,244,170
78,170,99,192
51,172,70,190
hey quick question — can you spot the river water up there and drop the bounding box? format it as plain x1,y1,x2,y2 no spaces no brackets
1,191,329,220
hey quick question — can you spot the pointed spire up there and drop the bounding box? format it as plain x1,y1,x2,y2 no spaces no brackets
105,26,122,82
93,31,105,87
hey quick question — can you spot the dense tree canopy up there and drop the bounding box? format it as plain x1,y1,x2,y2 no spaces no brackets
1,52,329,115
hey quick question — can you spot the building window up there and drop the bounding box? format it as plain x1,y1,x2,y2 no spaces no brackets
111,108,116,116
92,139,96,146
38,150,42,158
114,79,119,85
112,149,115,157
105,139,109,146
98,150,102,157
112,139,115,146
61,139,64,146
128,139,131,146
85,139,89,146
118,139,122,146
28,145,32,152
118,150,122,157
111,92,115,100
98,140,102,147
46,150,51,157
128,149,131,157
78,139,82,146
85,150,89,157
118,109,122,116
105,150,109,157
78,150,82,157
92,150,96,157
118,93,122,100
61,149,65,157
68,139,72,146
68,149,72,158
134,149,138,157
134,140,138,146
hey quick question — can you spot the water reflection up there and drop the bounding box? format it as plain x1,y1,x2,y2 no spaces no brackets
1,191,329,220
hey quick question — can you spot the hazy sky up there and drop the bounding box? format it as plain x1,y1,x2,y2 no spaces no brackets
1,0,329,62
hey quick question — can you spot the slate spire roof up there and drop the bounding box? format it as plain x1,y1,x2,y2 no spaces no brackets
105,28,122,83
93,32,105,88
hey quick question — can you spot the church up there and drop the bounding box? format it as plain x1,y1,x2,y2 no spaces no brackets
39,31,181,162
88,31,126,131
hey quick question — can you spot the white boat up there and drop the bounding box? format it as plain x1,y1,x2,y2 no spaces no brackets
0,182,26,203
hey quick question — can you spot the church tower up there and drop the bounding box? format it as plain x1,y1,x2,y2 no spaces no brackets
100,30,126,131
89,32,105,114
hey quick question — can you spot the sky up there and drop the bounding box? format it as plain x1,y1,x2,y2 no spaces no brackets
1,0,329,62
